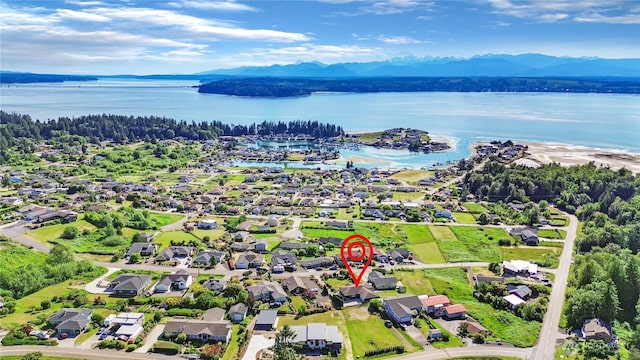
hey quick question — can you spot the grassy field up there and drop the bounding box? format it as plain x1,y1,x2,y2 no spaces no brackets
390,170,434,184
538,229,566,239
221,324,241,360
353,222,407,246
191,229,226,241
393,270,435,296
428,226,458,241
452,212,477,224
461,202,489,214
27,220,97,243
501,247,561,268
147,212,184,227
440,226,510,262
343,307,406,358
400,224,434,244
392,192,423,201
407,242,445,264
154,231,200,249
301,227,353,240
424,268,541,347
0,242,48,270
0,281,76,327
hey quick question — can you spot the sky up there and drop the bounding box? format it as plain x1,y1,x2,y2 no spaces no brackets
1,0,639,74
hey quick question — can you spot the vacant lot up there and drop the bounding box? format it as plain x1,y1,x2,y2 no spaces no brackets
401,224,435,244
452,212,477,224
428,226,458,242
408,242,445,264
390,170,434,184
462,202,489,214
27,220,97,243
344,307,406,358
538,229,566,239
148,212,184,227
154,231,200,249
502,247,561,268
441,226,509,262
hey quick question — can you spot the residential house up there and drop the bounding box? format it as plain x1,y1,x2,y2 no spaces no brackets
203,278,227,292
235,251,264,269
271,251,297,273
373,248,389,262
422,295,451,316
266,215,280,227
231,231,253,242
510,227,539,245
387,248,412,263
247,281,287,303
155,270,193,293
280,242,309,251
155,246,194,262
368,271,398,290
112,312,145,340
228,303,248,323
503,260,538,276
254,239,268,252
508,284,532,300
339,285,379,304
283,276,319,296
290,323,343,351
48,308,92,337
443,304,467,320
254,309,279,331
383,296,424,324
301,257,334,269
164,319,231,343
193,250,226,267
319,237,343,247
326,220,348,229
198,219,217,229
503,294,526,310
126,243,158,257
582,318,613,343
230,242,253,252
109,274,151,296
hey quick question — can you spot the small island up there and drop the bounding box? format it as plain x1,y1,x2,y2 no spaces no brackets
350,128,451,153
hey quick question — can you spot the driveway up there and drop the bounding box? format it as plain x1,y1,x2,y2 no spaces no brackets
85,267,120,294
135,324,165,353
77,331,101,350
57,337,76,348
241,334,274,360
405,325,428,346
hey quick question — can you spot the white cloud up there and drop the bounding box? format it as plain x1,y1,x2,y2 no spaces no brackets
56,9,111,22
485,0,640,24
176,0,258,12
376,35,425,44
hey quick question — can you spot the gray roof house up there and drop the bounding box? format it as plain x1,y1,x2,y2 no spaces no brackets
283,276,319,295
203,278,228,292
49,308,93,337
193,250,226,266
368,271,398,290
155,246,194,262
228,303,248,323
109,274,151,296
164,319,231,343
235,251,264,269
155,270,193,293
254,309,279,331
247,281,287,303
126,243,158,257
290,323,343,351
383,296,424,324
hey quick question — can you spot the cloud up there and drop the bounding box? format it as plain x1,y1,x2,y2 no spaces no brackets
325,0,435,16
485,0,640,24
376,35,425,44
174,0,258,12
56,9,111,22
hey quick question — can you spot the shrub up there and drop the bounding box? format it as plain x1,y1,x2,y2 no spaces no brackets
364,346,405,357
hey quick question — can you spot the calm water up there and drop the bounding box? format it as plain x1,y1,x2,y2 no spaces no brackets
1,79,639,168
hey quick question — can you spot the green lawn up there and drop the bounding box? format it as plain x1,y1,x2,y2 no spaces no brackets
414,317,463,349
501,247,561,268
462,203,489,214
221,324,241,360
352,222,407,246
428,226,458,241
400,224,435,244
27,220,97,243
0,242,48,270
438,226,510,262
452,212,477,224
408,242,445,264
301,228,353,240
390,170,434,184
75,327,99,345
325,277,350,290
147,212,184,227
538,229,566,239
154,231,200,249
424,268,541,347
343,309,405,358
392,271,435,296
0,281,76,327
191,229,226,241
392,192,422,201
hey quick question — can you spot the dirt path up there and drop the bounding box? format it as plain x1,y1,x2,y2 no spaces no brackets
390,327,413,350
335,311,354,360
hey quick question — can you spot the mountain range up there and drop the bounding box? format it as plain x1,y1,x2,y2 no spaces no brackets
198,54,640,78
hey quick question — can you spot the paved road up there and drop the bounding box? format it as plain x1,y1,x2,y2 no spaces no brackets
84,267,120,293
530,214,578,360
392,345,533,360
0,221,51,253
0,345,182,359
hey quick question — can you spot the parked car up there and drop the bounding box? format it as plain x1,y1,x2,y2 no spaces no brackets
329,265,338,270
59,332,68,339
99,332,108,340
384,320,392,328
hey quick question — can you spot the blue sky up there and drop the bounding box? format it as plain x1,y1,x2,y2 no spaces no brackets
1,0,639,74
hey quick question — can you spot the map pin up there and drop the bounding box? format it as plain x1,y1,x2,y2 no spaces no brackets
340,234,374,287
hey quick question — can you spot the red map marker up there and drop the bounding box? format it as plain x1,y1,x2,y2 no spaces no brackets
340,234,374,287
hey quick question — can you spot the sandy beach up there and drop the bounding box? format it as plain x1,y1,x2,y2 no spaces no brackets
519,141,640,173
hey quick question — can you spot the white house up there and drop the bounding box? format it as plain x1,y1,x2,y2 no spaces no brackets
198,219,217,230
